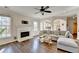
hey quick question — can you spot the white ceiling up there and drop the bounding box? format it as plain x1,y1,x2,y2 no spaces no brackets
0,6,78,19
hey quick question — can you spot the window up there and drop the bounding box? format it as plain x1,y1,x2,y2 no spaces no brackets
0,16,11,39
34,21,38,31
53,19,66,31
40,20,52,31
40,22,44,31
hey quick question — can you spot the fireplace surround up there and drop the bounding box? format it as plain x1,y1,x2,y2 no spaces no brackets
16,27,33,42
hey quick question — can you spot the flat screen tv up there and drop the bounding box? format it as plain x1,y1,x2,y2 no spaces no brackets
22,20,28,24
21,31,29,38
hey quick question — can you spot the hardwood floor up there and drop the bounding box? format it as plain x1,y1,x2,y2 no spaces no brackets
0,36,68,53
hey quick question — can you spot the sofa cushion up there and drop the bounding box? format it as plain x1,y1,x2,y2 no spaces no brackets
58,38,78,48
65,31,73,38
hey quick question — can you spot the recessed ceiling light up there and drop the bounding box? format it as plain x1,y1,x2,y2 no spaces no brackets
4,6,8,8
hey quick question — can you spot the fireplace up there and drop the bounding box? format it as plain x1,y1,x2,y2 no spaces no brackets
21,31,29,38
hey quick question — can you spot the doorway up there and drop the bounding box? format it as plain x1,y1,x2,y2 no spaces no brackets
72,17,77,39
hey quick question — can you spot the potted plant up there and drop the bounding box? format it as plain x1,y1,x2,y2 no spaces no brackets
0,28,6,35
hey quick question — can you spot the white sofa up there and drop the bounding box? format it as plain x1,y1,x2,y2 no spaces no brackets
57,38,79,53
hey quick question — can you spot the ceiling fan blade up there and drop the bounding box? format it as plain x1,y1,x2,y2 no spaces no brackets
41,6,44,9
44,11,52,13
44,6,49,9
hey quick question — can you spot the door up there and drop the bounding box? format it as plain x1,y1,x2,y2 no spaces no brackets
72,17,77,39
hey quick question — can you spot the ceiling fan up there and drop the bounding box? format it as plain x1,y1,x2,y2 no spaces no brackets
35,6,52,15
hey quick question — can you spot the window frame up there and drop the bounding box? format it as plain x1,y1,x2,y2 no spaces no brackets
40,20,52,31
33,21,38,31
0,15,12,39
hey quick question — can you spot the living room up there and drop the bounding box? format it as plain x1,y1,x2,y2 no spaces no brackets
0,6,79,53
